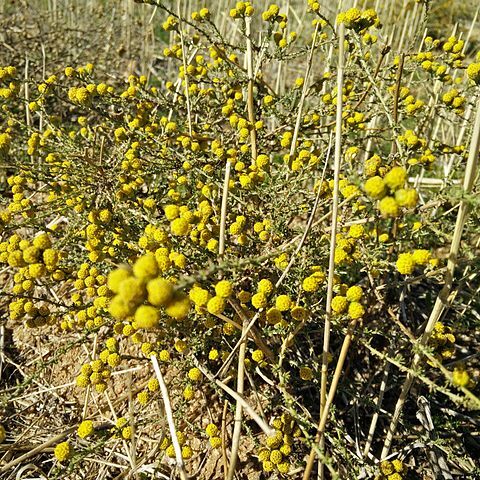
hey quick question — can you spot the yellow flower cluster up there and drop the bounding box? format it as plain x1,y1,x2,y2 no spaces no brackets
429,322,456,363
378,459,407,479
107,254,190,329
337,8,379,32
258,413,301,474
331,285,364,319
396,249,432,275
364,166,418,218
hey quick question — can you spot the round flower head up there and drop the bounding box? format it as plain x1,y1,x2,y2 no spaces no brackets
364,176,386,199
346,285,363,302
252,349,264,363
165,293,191,319
147,278,174,306
258,278,274,295
275,294,292,311
299,366,313,380
134,305,160,329
205,423,219,437
331,296,348,314
302,276,320,292
54,441,72,462
77,420,94,438
452,367,470,387
209,436,222,448
348,301,365,319
189,286,210,307
207,296,225,315
188,367,202,381
379,196,399,217
118,276,146,305
412,249,431,265
133,254,159,280
251,292,268,309
215,279,233,298
396,253,415,275
290,305,309,321
466,62,480,84
384,166,407,191
395,188,418,208
170,217,189,236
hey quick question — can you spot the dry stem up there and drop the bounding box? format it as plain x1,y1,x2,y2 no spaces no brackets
151,355,189,480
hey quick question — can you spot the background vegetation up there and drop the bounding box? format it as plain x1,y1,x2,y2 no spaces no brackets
1,1,479,479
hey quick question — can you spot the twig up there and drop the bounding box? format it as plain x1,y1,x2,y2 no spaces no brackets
303,318,357,480
177,5,192,137
151,355,189,480
218,160,231,259
221,400,229,479
0,427,76,473
288,23,319,167
194,359,274,437
305,22,345,480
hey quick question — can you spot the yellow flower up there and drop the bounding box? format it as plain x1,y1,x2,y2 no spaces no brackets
452,367,470,387
133,254,159,280
348,301,365,319
379,196,399,217
396,253,415,275
331,296,348,314
364,176,386,199
134,305,160,329
147,278,174,306
215,280,233,298
466,62,480,84
384,166,407,191
299,366,313,380
251,292,268,309
77,420,94,438
207,296,226,315
54,441,72,462
252,349,264,362
346,285,363,302
170,217,190,236
165,293,190,319
302,276,320,292
205,423,219,437
275,294,291,311
188,367,202,382
412,249,431,265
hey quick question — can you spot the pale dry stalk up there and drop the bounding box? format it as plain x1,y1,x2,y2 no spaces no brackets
151,355,189,480
306,22,345,480
178,5,193,137
227,16,256,479
288,23,319,167
303,318,357,480
194,358,274,437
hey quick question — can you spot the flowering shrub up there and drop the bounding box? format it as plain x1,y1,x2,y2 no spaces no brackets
1,1,479,479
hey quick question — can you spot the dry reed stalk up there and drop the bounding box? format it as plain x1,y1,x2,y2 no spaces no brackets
227,17,256,478
303,318,357,480
151,355,189,480
178,5,193,137
0,426,77,473
287,23,319,168
312,21,345,480
194,358,274,437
